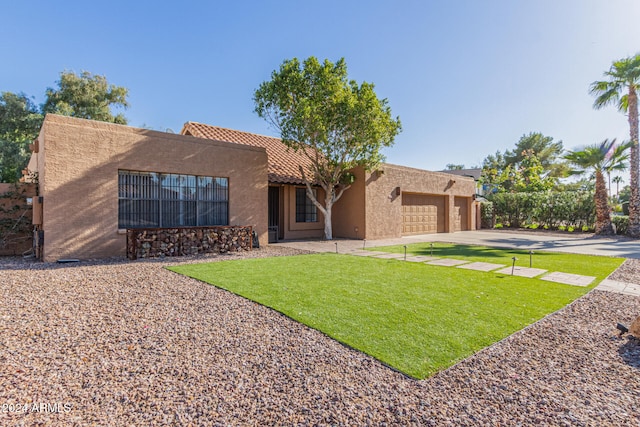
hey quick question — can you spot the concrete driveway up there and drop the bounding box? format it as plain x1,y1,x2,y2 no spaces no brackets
273,229,640,259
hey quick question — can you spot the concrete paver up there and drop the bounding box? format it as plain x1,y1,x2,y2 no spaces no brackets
457,262,505,272
540,272,596,287
495,266,547,278
347,250,380,257
405,255,440,262
426,259,469,267
596,279,640,296
369,253,406,259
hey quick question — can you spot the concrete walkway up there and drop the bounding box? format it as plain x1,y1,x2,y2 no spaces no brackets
272,230,640,296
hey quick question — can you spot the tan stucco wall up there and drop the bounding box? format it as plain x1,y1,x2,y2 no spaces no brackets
332,167,367,239
34,114,268,261
362,163,477,239
280,184,325,240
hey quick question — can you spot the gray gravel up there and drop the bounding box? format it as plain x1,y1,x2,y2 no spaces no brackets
1,247,639,426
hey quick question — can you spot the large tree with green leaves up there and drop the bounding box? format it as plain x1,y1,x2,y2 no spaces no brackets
480,132,565,193
254,57,401,239
505,132,566,177
564,139,630,235
590,54,640,237
43,71,129,124
0,92,43,182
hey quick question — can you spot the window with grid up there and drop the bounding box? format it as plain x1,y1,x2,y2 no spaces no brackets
295,187,317,223
118,170,228,228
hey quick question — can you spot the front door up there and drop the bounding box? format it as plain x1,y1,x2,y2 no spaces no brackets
268,186,280,242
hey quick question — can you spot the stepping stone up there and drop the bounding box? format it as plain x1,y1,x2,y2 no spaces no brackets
405,255,440,262
596,279,640,296
457,262,505,272
348,250,378,256
369,252,406,259
495,266,547,278
426,258,469,267
540,272,595,287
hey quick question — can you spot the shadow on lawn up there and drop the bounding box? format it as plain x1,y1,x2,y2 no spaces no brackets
410,244,558,260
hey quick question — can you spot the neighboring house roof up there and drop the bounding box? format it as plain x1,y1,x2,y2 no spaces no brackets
439,168,482,181
181,122,314,185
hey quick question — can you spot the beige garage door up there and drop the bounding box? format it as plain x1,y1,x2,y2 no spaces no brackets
454,197,469,231
402,193,446,235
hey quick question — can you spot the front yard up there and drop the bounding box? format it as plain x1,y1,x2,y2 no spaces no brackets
168,248,623,379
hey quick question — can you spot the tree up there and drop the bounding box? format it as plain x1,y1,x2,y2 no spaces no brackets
43,71,129,124
445,163,465,170
254,57,401,239
505,132,566,177
613,175,624,197
590,54,640,237
480,132,564,193
564,139,631,235
0,92,43,182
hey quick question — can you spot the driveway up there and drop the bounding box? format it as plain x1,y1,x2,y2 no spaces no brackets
273,229,640,259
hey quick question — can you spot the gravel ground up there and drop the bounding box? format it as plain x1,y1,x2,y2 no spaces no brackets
1,248,639,426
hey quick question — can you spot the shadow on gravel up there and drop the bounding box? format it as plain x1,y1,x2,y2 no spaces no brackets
618,338,640,369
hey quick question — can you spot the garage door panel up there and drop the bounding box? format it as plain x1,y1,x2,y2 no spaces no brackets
401,193,446,235
454,197,469,231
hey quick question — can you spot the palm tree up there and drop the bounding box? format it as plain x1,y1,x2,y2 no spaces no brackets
590,54,640,237
613,175,624,198
564,139,631,235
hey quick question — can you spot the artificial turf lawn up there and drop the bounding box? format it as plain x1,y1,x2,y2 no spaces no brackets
168,251,623,379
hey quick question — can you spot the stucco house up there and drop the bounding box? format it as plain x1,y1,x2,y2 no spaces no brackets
27,114,477,261
182,122,478,241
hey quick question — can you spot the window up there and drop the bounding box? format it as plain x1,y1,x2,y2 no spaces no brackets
296,187,317,223
118,170,228,228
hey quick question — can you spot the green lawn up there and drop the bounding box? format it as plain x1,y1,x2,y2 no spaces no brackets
168,250,622,379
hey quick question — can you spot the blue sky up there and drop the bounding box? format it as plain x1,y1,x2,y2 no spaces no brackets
2,1,640,171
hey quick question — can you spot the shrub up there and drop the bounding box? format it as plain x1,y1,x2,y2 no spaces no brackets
495,223,503,229
489,191,595,230
480,202,494,229
612,215,629,235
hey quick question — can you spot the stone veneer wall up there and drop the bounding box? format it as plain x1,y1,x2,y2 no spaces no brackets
127,226,252,260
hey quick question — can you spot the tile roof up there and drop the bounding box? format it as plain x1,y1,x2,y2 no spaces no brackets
181,122,315,185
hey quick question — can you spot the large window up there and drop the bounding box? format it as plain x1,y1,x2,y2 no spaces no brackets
295,187,317,223
118,170,228,228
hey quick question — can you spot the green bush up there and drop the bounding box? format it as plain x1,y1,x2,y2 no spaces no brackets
489,191,595,230
622,202,629,216
480,202,494,229
612,215,629,235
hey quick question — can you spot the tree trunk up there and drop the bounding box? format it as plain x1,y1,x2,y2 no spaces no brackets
594,170,614,235
627,85,640,237
323,199,333,240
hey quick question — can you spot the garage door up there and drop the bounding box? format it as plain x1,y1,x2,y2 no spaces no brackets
402,193,446,235
454,197,469,231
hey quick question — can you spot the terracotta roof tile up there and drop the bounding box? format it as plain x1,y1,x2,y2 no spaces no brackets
181,122,315,185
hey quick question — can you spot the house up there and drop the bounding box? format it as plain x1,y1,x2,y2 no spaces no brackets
28,114,268,262
182,122,478,241
26,115,477,261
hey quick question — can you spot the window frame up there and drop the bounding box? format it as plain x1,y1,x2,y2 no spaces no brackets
118,170,229,229
295,187,318,223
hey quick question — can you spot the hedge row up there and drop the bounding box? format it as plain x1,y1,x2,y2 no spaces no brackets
483,191,596,229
